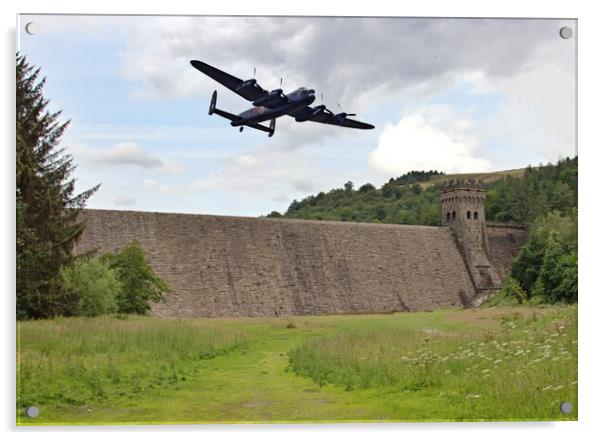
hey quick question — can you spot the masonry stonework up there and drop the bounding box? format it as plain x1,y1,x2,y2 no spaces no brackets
75,180,528,318
441,179,499,295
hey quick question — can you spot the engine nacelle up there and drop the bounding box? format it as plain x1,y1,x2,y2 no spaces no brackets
236,78,257,92
253,89,284,107
294,108,315,122
333,113,347,124
294,105,325,122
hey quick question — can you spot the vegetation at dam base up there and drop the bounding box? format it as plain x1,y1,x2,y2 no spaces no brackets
17,305,576,424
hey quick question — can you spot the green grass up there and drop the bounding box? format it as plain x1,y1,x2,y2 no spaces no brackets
17,316,251,415
17,305,577,425
289,306,577,421
420,167,527,188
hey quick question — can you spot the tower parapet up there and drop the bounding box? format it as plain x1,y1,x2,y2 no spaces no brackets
441,177,486,192
441,178,501,297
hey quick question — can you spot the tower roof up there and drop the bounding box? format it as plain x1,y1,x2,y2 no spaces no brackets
441,178,486,193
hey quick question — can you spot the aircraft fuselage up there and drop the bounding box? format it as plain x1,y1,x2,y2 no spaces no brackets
230,89,315,126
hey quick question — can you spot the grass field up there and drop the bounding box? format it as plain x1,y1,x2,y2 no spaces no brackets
16,305,577,425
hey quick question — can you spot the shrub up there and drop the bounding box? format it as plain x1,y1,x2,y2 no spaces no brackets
501,276,529,304
531,233,577,303
510,210,577,303
60,257,121,316
103,241,169,315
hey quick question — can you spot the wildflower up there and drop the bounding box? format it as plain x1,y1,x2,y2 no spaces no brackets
494,359,502,364
482,369,490,374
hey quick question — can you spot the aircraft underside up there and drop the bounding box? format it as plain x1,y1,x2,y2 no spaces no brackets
191,59,375,137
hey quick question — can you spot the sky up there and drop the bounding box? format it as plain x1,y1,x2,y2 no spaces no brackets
17,15,576,217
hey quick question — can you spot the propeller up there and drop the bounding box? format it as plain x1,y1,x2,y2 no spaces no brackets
253,67,256,77
268,77,285,99
337,103,356,117
315,94,333,115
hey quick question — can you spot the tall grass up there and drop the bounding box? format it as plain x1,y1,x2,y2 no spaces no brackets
17,316,250,411
289,306,577,420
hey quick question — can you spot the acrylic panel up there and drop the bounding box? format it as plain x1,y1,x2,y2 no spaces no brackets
16,14,577,425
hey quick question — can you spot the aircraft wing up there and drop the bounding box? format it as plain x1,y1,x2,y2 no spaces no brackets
303,108,375,130
190,60,267,102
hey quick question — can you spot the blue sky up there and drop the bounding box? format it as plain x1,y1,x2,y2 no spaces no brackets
18,15,576,216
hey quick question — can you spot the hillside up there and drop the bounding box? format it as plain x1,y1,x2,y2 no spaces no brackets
267,157,577,226
420,168,526,188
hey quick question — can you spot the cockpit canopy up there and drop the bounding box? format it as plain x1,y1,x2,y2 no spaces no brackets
293,87,315,95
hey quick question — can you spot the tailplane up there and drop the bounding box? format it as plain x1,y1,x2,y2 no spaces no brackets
207,91,275,137
207,91,240,122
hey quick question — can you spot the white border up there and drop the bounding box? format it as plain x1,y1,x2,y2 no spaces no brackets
2,1,599,439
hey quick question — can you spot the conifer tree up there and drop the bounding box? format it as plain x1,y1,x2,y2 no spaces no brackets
16,54,99,319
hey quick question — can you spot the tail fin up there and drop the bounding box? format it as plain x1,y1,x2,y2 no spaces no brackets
268,118,276,137
208,90,217,115
207,90,241,123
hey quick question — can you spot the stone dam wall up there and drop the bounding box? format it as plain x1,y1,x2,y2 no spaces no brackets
485,222,529,281
75,209,484,318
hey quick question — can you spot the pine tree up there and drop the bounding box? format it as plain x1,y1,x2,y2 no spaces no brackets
16,54,100,319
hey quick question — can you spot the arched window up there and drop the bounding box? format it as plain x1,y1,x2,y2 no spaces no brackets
452,211,456,222
466,211,471,220
446,212,451,223
474,211,479,220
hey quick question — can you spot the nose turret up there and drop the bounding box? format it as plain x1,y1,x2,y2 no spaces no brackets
304,89,316,105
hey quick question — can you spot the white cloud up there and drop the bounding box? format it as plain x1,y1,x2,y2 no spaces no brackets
77,141,163,168
292,179,314,192
120,17,571,109
472,50,576,161
32,15,576,215
272,194,289,203
116,16,575,165
192,145,337,198
140,179,174,194
369,110,492,176
114,195,136,206
71,141,185,174
141,179,159,191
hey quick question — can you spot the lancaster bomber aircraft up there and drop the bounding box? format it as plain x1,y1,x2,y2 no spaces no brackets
190,60,375,137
